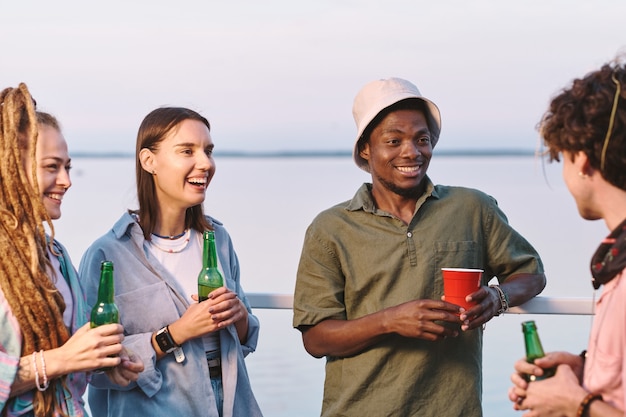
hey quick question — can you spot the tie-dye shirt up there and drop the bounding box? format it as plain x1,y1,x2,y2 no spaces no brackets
0,239,89,416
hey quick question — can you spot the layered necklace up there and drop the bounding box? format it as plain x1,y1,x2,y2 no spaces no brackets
148,229,192,254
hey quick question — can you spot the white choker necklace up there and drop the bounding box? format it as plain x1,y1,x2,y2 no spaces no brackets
149,229,192,254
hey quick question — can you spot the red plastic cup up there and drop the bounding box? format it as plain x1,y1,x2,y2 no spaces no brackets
441,268,483,310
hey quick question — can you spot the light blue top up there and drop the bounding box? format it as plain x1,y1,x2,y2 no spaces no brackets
79,212,262,417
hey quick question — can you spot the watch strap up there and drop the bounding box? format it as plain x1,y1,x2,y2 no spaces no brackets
173,346,185,363
165,325,179,346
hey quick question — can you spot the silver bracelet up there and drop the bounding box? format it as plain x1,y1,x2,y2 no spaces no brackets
489,284,509,316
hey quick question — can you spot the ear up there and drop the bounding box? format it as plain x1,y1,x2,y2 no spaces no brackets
359,142,371,163
139,148,155,174
574,151,594,177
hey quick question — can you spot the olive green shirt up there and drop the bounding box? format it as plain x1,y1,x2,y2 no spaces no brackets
293,179,543,417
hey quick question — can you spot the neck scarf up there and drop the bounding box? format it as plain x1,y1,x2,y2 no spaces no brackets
591,217,626,289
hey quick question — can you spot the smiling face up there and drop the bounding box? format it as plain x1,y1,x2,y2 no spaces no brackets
30,124,72,220
141,119,215,214
360,108,432,199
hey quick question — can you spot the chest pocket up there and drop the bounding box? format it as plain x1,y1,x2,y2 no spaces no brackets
434,241,479,270
114,281,181,334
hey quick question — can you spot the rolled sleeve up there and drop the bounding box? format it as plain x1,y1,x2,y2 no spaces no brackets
483,197,544,279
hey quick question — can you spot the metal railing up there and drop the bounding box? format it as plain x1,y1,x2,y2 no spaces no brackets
247,293,595,315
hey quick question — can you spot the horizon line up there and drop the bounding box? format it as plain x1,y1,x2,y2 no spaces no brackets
70,148,538,158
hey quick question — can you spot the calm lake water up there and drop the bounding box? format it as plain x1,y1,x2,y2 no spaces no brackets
56,154,605,417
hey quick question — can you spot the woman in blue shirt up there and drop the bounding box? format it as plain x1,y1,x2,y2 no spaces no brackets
79,107,262,417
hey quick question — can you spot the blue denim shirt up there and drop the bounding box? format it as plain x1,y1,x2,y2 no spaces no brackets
79,213,263,417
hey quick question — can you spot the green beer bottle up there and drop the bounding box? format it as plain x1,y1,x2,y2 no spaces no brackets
90,260,119,327
90,260,120,371
521,320,556,381
198,230,224,302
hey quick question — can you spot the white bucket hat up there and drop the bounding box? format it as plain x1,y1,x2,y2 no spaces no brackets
352,77,442,171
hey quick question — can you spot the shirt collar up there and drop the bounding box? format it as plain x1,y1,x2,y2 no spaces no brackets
346,176,439,214
112,211,142,239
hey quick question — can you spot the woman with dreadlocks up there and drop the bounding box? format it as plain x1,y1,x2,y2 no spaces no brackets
0,83,144,417
508,58,626,417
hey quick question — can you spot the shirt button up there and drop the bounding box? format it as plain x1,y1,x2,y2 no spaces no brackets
407,232,413,238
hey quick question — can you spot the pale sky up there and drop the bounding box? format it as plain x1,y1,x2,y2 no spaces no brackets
1,0,624,154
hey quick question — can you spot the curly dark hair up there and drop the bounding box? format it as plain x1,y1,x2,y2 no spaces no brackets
540,58,626,191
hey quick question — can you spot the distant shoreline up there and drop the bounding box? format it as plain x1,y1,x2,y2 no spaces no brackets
70,148,538,158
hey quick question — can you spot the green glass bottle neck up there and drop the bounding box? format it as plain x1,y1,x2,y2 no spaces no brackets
524,334,545,355
98,265,115,304
203,231,219,269
522,323,545,358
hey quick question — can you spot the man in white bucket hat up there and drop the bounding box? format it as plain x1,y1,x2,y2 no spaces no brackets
293,77,546,416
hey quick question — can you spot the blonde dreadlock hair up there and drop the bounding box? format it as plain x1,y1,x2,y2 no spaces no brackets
0,84,70,417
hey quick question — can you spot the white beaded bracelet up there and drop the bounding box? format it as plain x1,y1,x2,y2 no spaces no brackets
32,350,49,391
39,350,49,390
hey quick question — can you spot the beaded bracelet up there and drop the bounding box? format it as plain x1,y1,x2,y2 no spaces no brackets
576,392,602,417
32,350,49,391
489,284,509,315
38,350,49,390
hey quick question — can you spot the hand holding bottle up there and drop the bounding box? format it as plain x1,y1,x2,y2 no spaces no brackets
204,287,250,344
172,287,247,342
509,362,588,414
53,322,125,375
201,287,248,329
508,322,585,413
529,351,584,382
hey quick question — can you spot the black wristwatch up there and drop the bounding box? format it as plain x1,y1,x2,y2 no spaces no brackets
155,325,180,354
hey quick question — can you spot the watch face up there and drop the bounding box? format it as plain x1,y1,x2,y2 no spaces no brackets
156,328,175,353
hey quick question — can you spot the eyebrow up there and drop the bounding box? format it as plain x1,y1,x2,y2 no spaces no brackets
40,156,71,163
174,142,214,148
173,142,198,148
381,127,430,136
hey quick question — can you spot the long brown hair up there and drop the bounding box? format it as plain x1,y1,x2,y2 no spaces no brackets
0,84,70,416
134,107,212,239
